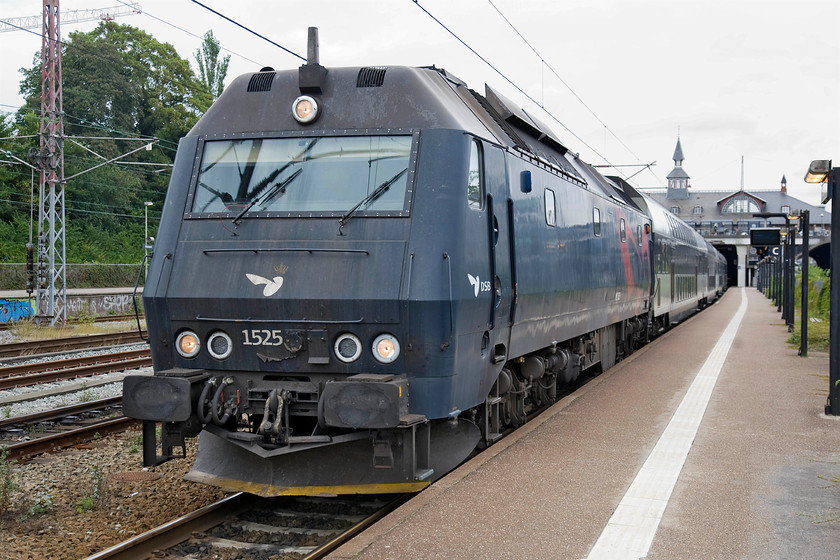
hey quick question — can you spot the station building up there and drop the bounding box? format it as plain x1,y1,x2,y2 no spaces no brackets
645,138,831,287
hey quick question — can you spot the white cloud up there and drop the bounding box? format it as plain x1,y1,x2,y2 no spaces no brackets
1,0,837,207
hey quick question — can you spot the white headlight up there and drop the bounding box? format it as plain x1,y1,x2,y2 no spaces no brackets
372,334,400,364
175,331,200,358
292,95,319,123
207,331,233,360
334,333,362,363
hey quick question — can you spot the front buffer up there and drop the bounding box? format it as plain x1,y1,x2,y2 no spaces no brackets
185,417,480,496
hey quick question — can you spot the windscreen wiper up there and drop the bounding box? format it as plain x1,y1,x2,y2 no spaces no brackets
338,168,408,235
232,168,303,224
197,181,234,212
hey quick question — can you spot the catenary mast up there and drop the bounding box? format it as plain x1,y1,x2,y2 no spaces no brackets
36,0,66,325
4,2,141,324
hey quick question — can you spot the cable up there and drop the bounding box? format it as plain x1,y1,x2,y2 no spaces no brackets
0,197,154,220
411,0,660,185
484,0,661,184
115,0,264,69
0,19,43,39
3,104,179,153
409,1,609,171
189,0,306,62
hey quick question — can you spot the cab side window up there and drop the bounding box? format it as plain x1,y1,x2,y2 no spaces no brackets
545,188,556,226
467,140,484,210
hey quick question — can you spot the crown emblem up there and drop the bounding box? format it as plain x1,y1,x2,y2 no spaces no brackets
274,263,289,275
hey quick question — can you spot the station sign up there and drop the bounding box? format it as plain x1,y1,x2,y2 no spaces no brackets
750,228,781,247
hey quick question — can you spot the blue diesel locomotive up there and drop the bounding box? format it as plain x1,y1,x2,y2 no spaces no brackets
124,45,726,496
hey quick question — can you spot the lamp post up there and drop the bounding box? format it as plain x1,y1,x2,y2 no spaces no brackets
779,231,787,315
804,160,839,416
800,210,810,357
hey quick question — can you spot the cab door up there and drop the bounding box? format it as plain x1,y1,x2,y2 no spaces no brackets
482,143,513,366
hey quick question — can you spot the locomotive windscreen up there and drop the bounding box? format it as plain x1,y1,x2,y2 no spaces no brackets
192,135,413,214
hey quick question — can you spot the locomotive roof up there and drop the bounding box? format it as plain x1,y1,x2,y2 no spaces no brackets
189,65,585,179
190,65,496,138
190,64,660,213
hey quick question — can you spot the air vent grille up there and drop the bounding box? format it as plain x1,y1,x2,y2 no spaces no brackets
357,67,387,88
247,72,275,92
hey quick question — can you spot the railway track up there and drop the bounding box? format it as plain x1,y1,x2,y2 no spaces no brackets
0,348,151,391
0,330,147,359
0,396,136,462
86,493,411,560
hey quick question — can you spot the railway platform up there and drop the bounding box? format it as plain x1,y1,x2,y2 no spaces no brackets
328,287,840,560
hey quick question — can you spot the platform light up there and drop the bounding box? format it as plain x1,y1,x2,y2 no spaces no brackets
802,159,839,416
804,159,833,204
805,159,831,184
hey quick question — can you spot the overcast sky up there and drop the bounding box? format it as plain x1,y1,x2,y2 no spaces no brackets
1,0,838,208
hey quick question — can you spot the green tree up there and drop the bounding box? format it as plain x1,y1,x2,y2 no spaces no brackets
194,30,230,106
18,21,205,144
10,22,207,267
0,112,35,262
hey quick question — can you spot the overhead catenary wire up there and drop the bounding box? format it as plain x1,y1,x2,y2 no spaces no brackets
114,0,264,69
2,104,179,154
484,0,663,185
4,1,655,186
0,197,158,220
189,0,306,62
409,0,629,180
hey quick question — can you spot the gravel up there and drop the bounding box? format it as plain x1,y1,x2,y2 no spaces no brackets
1,431,229,560
1,335,229,560
0,342,150,367
0,372,133,417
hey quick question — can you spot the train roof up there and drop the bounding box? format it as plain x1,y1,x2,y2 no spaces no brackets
189,63,651,214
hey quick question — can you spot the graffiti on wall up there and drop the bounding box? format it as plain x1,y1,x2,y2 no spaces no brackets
64,294,135,317
0,299,34,323
0,294,135,323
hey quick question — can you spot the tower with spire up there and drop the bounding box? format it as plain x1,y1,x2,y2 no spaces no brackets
666,137,691,200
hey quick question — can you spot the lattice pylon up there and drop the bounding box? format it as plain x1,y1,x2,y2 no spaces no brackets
36,0,66,325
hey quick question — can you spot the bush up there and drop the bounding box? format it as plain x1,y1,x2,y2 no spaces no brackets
0,263,144,290
0,447,18,515
788,265,831,352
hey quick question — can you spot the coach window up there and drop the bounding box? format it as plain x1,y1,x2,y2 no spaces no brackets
620,218,626,242
593,208,601,236
467,140,484,210
545,188,556,226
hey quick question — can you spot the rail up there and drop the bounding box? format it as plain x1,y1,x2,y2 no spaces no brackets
0,348,150,390
0,331,147,359
85,493,411,560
